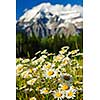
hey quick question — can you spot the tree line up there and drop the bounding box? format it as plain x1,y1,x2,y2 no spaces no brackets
16,32,83,58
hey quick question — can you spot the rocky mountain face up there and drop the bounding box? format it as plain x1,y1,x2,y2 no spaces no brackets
16,3,83,38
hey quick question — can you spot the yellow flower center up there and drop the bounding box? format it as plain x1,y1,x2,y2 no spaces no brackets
25,73,29,77
16,67,23,73
47,71,54,76
30,97,36,100
68,91,73,96
30,79,36,84
18,68,21,71
46,65,51,69
36,86,41,90
55,92,62,97
60,49,65,54
56,56,62,60
62,84,69,90
62,59,68,65
29,68,33,73
43,90,49,93
31,80,35,83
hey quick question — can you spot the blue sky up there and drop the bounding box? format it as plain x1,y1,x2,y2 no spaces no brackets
16,0,83,20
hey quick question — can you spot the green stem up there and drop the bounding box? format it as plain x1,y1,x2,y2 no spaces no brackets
45,94,49,100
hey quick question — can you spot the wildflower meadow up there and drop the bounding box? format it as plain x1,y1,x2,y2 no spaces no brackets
16,46,83,100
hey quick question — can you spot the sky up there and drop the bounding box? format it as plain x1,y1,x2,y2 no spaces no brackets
16,0,83,20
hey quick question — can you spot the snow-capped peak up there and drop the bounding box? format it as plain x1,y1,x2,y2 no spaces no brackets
17,3,83,38
19,3,82,22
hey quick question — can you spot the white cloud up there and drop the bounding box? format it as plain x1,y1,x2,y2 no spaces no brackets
19,3,83,21
23,8,28,12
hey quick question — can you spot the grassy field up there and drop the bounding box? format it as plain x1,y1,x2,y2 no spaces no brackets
16,46,83,100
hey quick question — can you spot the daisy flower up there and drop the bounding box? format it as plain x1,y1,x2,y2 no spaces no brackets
40,88,50,94
16,64,23,74
61,46,69,50
53,89,65,100
42,62,55,70
21,70,32,79
27,78,37,85
71,52,83,57
29,97,36,100
53,54,65,62
65,86,77,99
29,88,33,92
59,49,67,55
18,85,27,90
16,58,23,63
35,50,41,55
41,49,48,54
31,57,37,61
37,57,45,64
47,53,55,56
68,49,79,56
44,69,57,79
41,55,47,59
28,68,37,73
22,59,30,64
59,83,70,91
36,86,41,91
60,68,66,73
60,57,70,66
31,60,38,66
42,62,52,70
24,88,29,92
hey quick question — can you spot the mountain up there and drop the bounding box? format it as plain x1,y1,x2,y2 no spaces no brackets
16,3,83,38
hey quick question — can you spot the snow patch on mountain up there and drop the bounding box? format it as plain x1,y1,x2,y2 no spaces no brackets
19,3,82,22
